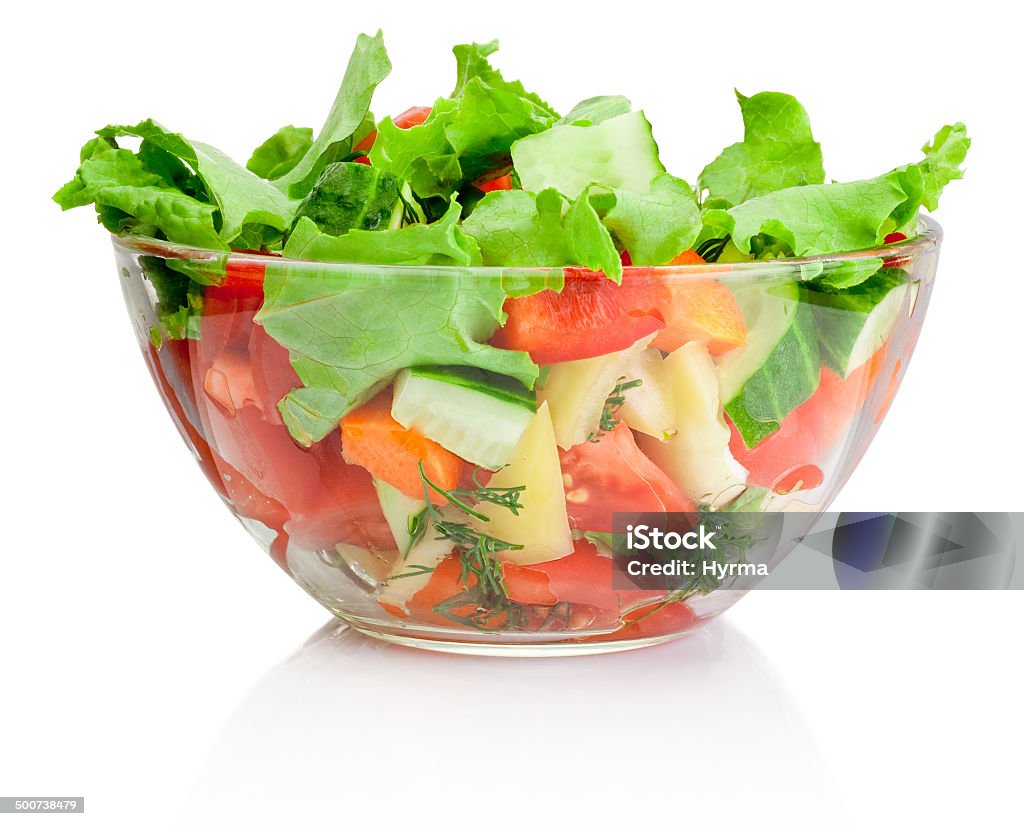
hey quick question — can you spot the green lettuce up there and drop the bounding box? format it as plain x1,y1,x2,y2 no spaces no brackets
54,137,225,249
717,123,969,285
589,174,702,267
370,42,555,200
461,189,573,266
272,31,391,199
246,126,314,180
283,197,478,265
256,201,537,445
699,91,825,206
55,120,299,251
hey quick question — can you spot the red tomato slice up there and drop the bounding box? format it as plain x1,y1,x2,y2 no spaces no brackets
249,323,301,426
727,391,825,494
560,423,694,533
193,278,322,515
520,538,663,612
596,600,699,641
501,562,558,605
491,269,665,364
729,348,890,493
285,431,397,552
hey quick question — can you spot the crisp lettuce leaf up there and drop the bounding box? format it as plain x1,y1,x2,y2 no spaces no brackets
591,173,702,266
246,126,314,180
451,40,558,119
371,44,555,200
273,31,391,198
699,91,824,205
916,122,970,211
565,190,621,280
256,202,537,445
95,121,298,248
283,198,479,266
54,137,225,249
724,124,969,266
461,188,573,266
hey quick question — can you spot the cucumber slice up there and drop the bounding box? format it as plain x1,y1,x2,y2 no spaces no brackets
717,281,821,448
511,111,666,199
391,366,536,470
539,335,654,449
373,479,426,556
293,162,403,236
638,342,747,509
472,402,573,565
618,346,677,440
801,270,910,379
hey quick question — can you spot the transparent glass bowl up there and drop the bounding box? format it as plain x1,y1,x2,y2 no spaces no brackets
114,219,941,655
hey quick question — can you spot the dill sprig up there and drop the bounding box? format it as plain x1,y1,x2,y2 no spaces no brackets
588,376,642,443
416,462,529,627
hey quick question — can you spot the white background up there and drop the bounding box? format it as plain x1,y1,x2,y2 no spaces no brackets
2,1,1022,824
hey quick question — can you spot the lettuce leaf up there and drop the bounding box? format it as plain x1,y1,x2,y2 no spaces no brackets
591,174,702,266
699,91,825,206
370,42,555,200
256,201,537,445
54,137,225,249
451,40,558,119
246,126,314,180
273,31,391,199
95,121,298,248
461,189,573,266
283,197,479,265
721,123,969,278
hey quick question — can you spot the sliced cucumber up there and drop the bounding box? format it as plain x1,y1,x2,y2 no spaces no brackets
801,270,909,378
618,346,677,440
639,342,747,509
391,366,536,470
377,530,453,613
539,335,654,449
511,110,666,199
717,280,821,448
472,402,573,565
292,162,403,236
373,479,427,557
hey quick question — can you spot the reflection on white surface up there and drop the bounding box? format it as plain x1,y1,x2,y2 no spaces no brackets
188,620,844,826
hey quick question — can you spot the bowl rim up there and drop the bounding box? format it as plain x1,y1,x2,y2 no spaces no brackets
110,215,942,280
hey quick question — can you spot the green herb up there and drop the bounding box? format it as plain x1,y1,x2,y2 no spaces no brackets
588,376,642,442
417,462,531,629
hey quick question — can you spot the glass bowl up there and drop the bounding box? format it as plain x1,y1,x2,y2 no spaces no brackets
113,218,941,655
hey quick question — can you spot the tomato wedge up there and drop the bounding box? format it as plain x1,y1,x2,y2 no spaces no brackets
491,269,665,364
560,423,693,533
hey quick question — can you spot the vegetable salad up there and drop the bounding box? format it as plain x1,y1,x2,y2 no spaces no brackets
58,32,967,640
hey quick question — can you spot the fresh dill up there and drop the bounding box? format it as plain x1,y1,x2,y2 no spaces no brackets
416,461,530,628
587,376,643,443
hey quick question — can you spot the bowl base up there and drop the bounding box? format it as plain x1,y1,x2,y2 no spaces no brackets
343,617,699,657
